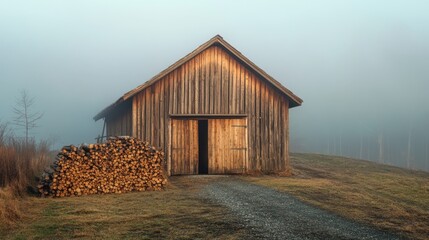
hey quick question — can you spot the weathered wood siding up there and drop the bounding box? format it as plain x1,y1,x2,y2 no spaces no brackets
105,100,132,137
170,119,199,175
127,45,290,173
208,118,247,174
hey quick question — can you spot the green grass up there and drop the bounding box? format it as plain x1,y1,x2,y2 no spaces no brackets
244,153,429,240
1,176,247,240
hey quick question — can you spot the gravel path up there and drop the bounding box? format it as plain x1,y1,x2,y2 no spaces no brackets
202,177,402,240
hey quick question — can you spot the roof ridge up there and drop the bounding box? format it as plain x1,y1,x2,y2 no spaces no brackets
94,35,302,121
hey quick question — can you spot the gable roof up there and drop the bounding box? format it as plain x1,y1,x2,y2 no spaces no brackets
94,35,303,121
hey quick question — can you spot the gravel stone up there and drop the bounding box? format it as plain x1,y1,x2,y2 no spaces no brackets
201,177,404,240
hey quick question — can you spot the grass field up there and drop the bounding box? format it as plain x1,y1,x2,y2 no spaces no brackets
246,153,429,240
1,153,428,239
1,176,247,240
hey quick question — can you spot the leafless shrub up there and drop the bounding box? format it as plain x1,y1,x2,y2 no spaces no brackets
0,122,52,194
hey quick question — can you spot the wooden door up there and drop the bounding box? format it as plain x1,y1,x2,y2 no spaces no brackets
171,119,199,175
208,118,247,174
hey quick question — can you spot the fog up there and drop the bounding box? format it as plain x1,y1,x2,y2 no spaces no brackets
1,1,428,171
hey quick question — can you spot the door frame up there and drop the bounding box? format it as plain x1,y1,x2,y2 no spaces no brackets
168,115,248,176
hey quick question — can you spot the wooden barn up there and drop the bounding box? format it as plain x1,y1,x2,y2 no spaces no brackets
94,35,302,175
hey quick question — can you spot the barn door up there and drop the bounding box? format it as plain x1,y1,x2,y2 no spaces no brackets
208,118,247,174
171,119,199,175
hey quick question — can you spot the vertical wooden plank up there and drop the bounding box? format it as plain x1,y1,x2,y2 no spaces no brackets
153,84,159,147
190,60,194,114
136,93,140,139
148,90,152,142
230,119,236,172
220,119,226,173
214,46,220,114
177,119,181,174
217,47,223,114
247,75,259,170
189,120,193,174
132,97,136,137
277,95,282,171
175,119,180,174
272,94,278,171
145,90,150,142
231,58,236,114
180,66,185,114
235,62,241,114
279,97,283,170
167,118,172,175
213,46,222,113
255,81,260,170
208,48,213,114
268,89,274,171
175,69,180,115
204,50,209,114
160,80,164,149
214,119,221,173
260,84,266,171
191,58,196,114
187,61,191,114
198,53,203,113
285,99,290,171
246,72,253,169
184,61,189,114
245,117,249,172
221,119,226,173
208,119,213,173
227,119,232,173
141,91,146,140
195,55,200,114
240,65,245,113
210,119,216,173
222,51,229,114
166,76,171,146
171,119,176,175
174,70,178,116
179,119,184,174
181,120,185,174
169,73,174,114
213,119,219,173
265,86,270,171
206,49,211,114
217,47,222,114
227,54,233,114
189,120,194,174
193,120,199,174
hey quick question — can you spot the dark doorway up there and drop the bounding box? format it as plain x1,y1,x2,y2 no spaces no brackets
198,120,208,174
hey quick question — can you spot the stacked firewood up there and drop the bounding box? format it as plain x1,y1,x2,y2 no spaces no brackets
39,136,167,197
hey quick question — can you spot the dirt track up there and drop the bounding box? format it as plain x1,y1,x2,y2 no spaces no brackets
201,177,402,240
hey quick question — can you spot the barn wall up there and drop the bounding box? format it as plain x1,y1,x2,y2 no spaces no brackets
105,100,132,137
129,45,290,173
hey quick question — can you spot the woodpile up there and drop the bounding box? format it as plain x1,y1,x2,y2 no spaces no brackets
39,136,167,197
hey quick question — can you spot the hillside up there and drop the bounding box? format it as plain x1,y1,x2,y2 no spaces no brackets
1,153,428,239
246,153,429,240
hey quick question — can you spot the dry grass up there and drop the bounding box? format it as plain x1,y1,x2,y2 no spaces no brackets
0,188,23,229
1,176,247,239
244,153,429,240
0,122,52,230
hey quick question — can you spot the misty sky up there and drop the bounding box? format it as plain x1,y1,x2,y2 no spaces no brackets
1,0,428,166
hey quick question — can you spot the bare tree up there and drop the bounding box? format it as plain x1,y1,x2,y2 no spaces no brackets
12,90,43,144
